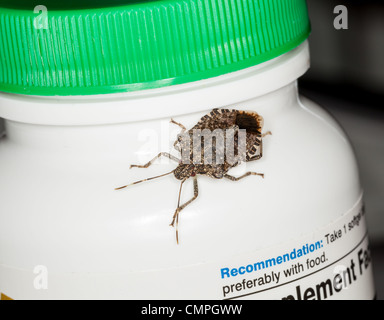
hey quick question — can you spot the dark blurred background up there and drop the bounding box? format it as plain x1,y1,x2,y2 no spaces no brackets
300,0,384,299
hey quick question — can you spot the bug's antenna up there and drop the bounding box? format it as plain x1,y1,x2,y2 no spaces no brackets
115,170,175,190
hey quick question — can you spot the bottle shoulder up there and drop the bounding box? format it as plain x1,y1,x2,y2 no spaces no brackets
0,94,363,271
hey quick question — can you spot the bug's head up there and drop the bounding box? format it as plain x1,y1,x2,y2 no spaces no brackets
173,163,196,180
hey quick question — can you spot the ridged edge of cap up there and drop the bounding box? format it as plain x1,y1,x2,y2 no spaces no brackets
0,0,311,96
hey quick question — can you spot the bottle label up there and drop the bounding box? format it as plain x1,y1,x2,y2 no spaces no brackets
219,196,375,300
0,195,375,300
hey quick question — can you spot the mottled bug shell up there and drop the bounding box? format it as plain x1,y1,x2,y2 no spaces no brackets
173,109,264,180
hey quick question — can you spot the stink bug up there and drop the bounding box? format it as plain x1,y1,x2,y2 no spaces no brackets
116,109,271,244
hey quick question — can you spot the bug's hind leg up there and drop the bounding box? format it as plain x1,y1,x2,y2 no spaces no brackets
224,172,264,181
130,152,180,169
170,176,199,244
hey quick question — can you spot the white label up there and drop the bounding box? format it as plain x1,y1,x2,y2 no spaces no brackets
219,198,374,300
0,196,375,300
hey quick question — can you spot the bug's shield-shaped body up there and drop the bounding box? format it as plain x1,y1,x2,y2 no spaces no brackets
175,109,265,177
116,108,270,244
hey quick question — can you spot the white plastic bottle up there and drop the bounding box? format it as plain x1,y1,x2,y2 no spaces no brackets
0,0,375,300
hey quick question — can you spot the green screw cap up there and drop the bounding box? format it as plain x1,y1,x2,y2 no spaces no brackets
0,0,311,96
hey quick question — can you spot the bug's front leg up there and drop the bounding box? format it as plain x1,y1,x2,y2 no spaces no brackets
247,131,272,162
130,152,180,169
170,176,199,244
170,119,187,152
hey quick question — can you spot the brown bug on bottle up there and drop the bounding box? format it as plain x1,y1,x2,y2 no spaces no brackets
116,109,272,244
